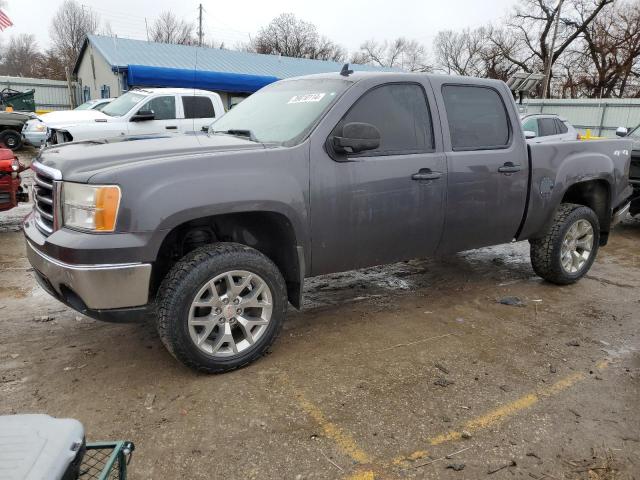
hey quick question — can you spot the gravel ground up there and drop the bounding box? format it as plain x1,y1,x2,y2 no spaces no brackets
1,146,638,479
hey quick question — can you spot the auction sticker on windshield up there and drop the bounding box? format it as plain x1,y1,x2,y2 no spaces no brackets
288,93,326,104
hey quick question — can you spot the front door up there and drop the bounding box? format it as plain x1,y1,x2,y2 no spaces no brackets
430,81,529,254
128,95,180,136
310,81,447,276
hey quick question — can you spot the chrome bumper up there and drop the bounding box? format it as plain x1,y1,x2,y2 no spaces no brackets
611,201,631,227
26,240,152,310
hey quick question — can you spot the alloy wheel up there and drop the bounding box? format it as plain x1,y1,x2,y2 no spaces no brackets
188,270,273,357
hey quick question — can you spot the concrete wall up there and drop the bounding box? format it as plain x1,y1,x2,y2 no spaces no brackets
0,76,79,111
521,99,640,137
76,44,122,101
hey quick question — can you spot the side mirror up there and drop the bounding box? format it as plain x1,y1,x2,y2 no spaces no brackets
524,130,537,140
615,127,628,137
131,110,155,122
332,122,380,155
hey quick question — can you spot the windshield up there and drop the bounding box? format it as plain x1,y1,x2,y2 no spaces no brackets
210,78,351,144
629,126,640,139
93,101,110,111
74,101,96,111
101,92,147,117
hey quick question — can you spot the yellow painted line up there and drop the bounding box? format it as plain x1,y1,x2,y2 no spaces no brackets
595,359,609,370
295,391,373,465
279,374,375,478
296,392,373,464
427,367,603,447
344,470,376,480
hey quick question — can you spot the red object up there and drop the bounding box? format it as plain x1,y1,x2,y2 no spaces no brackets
0,148,27,212
0,10,13,31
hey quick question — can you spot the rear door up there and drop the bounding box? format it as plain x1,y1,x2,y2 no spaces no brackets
309,80,447,275
128,95,180,136
431,80,529,254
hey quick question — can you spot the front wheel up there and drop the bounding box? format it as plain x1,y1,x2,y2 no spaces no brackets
529,203,600,285
156,243,287,373
0,129,22,150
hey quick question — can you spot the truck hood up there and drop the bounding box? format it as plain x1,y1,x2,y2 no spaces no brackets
36,134,266,183
40,110,110,127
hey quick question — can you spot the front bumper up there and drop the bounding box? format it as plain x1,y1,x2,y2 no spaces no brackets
26,238,152,310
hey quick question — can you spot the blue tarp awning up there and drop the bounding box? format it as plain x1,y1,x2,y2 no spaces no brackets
126,64,279,93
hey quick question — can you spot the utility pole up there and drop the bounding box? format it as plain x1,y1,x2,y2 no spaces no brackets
198,4,203,47
541,0,564,99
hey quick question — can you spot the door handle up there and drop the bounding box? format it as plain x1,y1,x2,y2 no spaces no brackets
412,169,443,181
498,162,522,173
165,126,178,130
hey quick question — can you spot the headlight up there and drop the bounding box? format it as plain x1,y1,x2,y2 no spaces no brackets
62,183,121,232
34,123,47,132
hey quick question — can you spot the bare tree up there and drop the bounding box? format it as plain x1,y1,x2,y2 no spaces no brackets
37,49,67,80
434,28,486,76
0,34,42,77
577,0,640,97
246,13,345,61
150,11,195,45
351,38,431,71
50,0,99,72
433,26,520,80
495,0,614,97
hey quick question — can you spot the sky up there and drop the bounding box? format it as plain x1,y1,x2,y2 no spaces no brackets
3,0,517,53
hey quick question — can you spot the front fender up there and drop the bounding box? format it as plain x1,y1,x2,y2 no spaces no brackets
91,145,311,263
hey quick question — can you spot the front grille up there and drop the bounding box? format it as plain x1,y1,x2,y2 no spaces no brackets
33,169,56,235
0,192,10,203
47,128,72,145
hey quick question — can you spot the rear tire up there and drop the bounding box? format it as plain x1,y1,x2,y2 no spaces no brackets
156,243,287,373
0,129,22,151
529,203,600,285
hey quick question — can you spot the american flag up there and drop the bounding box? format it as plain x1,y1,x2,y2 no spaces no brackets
0,9,13,31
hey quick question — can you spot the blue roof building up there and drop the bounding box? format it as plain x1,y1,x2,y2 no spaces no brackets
74,35,393,108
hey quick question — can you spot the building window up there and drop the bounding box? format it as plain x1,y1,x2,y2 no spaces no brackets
83,86,91,102
100,85,111,99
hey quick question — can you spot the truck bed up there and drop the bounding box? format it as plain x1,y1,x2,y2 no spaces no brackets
518,138,633,240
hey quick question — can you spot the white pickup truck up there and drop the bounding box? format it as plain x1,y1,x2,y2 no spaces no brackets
45,88,225,145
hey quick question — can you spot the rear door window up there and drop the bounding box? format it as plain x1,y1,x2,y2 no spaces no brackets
555,119,568,134
335,83,434,156
442,85,511,150
183,96,215,119
538,118,557,137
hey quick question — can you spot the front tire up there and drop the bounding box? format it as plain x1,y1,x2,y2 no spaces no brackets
0,129,22,150
156,243,287,373
529,203,600,285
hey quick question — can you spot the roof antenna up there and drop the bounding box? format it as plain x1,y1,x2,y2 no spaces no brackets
340,63,353,77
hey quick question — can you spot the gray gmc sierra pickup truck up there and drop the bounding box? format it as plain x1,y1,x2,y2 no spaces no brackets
24,71,633,373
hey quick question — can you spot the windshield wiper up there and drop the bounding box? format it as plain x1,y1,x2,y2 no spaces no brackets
212,129,259,142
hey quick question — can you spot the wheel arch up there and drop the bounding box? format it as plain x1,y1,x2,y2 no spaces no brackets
560,179,611,245
151,210,305,309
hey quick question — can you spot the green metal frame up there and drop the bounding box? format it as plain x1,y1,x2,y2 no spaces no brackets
85,441,133,480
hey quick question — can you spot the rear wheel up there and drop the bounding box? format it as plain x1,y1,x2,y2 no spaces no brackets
156,243,287,373
0,129,22,150
529,203,600,285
